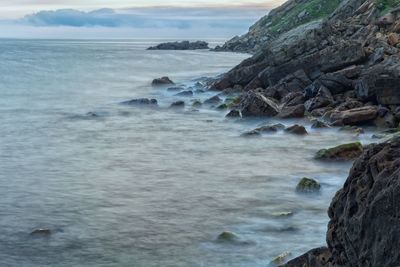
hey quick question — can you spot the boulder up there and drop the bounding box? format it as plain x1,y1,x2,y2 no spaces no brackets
152,77,174,86
315,142,363,161
252,123,285,134
330,106,378,125
285,124,308,135
239,91,280,117
278,104,305,118
327,137,400,267
305,86,334,112
121,98,158,105
192,100,202,107
296,177,321,193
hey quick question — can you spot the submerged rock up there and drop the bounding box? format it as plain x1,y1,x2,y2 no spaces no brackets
217,231,238,242
174,90,193,97
204,95,222,105
192,100,202,107
296,178,321,193
226,110,241,118
285,125,308,135
30,229,51,237
152,77,174,86
315,142,363,161
121,98,158,106
170,101,185,108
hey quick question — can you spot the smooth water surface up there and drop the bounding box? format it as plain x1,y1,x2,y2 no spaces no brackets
0,39,369,267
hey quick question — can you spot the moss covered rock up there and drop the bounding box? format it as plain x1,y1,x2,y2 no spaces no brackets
315,142,363,161
296,177,321,193
217,231,238,242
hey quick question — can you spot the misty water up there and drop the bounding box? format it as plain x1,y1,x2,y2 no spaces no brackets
0,40,370,267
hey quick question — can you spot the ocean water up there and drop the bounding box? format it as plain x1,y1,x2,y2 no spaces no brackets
0,39,368,267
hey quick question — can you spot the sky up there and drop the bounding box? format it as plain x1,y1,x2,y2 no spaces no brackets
0,0,284,39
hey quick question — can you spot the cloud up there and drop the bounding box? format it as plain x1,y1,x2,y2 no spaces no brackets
19,7,266,29
0,6,270,38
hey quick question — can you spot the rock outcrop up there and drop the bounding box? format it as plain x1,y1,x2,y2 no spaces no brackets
327,137,400,267
214,0,400,129
147,41,209,50
281,137,400,266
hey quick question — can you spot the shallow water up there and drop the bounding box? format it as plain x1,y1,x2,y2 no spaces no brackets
0,39,371,267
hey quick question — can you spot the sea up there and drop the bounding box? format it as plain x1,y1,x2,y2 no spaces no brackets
0,39,369,267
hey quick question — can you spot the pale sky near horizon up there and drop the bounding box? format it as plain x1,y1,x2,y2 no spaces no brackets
0,0,283,18
0,0,285,39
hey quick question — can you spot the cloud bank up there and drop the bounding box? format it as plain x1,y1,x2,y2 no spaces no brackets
0,6,270,39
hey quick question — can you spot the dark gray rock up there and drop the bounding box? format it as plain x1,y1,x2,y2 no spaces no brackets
279,247,332,267
226,110,241,118
285,124,308,135
147,41,209,50
278,104,305,118
170,101,185,108
204,95,222,105
239,91,280,117
175,90,193,97
152,77,174,86
121,98,158,105
327,137,400,267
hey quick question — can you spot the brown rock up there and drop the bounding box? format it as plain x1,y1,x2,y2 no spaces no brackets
388,32,400,47
278,104,305,118
285,124,308,135
152,76,174,86
330,106,378,125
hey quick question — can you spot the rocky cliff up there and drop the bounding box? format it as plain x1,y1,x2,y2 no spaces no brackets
212,0,400,128
210,0,400,266
280,136,400,267
214,0,342,53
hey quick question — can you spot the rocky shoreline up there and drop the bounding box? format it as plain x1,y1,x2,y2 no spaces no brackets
131,0,400,265
147,40,209,50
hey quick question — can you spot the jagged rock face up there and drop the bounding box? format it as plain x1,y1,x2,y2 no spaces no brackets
239,91,280,117
214,0,342,53
280,247,332,267
327,137,400,267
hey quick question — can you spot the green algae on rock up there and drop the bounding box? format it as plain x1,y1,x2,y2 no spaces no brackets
315,142,363,161
296,177,321,193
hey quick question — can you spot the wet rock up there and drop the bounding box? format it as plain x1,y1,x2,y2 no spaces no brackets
226,110,241,118
279,247,332,267
327,137,400,267
167,86,184,92
147,41,209,50
121,98,158,106
296,177,321,193
241,130,262,137
285,124,308,135
217,231,238,242
315,142,363,161
335,99,364,111
271,251,292,266
316,73,354,95
330,106,378,125
30,229,51,237
278,104,305,118
174,90,193,97
281,92,305,107
256,123,285,133
152,77,174,86
304,86,334,112
312,120,329,129
216,103,228,110
192,100,202,107
170,101,185,108
239,91,279,117
204,95,222,105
